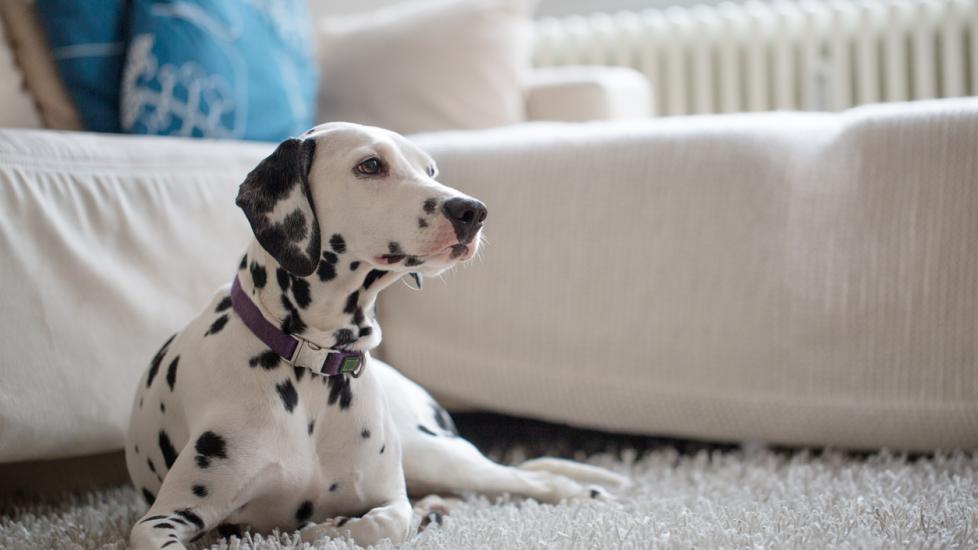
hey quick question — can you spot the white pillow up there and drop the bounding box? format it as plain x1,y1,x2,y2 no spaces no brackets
315,0,536,135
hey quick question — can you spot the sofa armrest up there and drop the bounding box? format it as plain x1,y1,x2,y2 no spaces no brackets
523,65,653,122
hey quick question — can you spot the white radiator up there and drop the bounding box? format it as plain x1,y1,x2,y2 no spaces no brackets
533,0,978,116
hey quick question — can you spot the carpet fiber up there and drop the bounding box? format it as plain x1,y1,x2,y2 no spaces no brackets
2,417,977,549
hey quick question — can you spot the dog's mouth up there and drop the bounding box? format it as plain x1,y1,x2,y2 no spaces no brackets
374,241,476,267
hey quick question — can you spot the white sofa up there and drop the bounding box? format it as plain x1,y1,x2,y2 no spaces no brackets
1,92,977,465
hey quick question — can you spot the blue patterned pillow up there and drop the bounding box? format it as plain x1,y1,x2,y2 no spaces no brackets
34,0,129,133
121,0,317,141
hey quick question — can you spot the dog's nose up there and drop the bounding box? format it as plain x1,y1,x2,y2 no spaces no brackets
442,197,487,242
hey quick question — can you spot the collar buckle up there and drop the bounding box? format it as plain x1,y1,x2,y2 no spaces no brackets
289,337,365,378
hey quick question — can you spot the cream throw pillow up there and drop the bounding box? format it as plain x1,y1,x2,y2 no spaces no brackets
315,0,535,135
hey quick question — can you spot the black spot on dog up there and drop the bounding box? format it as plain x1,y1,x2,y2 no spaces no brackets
215,296,232,313
349,261,360,271
162,541,178,549
295,500,313,523
146,334,176,388
249,350,281,370
385,254,406,264
140,514,166,524
388,242,403,256
276,267,291,291
250,262,267,289
405,256,424,267
291,277,311,308
353,308,365,325
329,483,339,492
147,458,157,474
358,326,373,337
432,403,458,436
361,428,371,439
418,217,428,228
317,259,336,282
217,523,242,539
330,234,346,254
280,295,307,334
418,425,437,436
423,198,437,214
293,365,305,382
160,402,165,413
192,484,208,498
363,269,388,290
344,291,359,314
139,397,143,408
175,508,205,531
239,254,248,270
323,251,338,265
205,314,229,336
195,431,227,468
450,244,467,258
158,431,178,469
327,375,353,410
153,522,174,529
276,379,299,413
380,444,385,454
135,445,140,454
165,356,179,391
333,329,355,347
282,209,309,242
590,489,600,498
336,517,350,527
308,420,315,435
169,516,188,526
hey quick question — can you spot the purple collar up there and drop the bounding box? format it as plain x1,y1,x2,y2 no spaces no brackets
231,276,364,377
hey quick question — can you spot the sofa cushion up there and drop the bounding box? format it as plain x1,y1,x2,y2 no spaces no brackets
122,0,317,141
315,0,535,135
0,130,269,462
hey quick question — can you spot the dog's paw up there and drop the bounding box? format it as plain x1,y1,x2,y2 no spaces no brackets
299,521,344,543
413,494,453,532
518,457,631,490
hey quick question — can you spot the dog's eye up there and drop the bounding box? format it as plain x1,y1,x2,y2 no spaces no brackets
356,157,383,176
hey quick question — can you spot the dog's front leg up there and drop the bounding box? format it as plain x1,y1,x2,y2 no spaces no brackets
300,495,414,547
130,432,270,550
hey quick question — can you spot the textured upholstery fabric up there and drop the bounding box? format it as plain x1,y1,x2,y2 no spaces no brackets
0,130,268,462
381,98,978,451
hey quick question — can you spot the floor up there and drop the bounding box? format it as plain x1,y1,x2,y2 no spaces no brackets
2,414,976,549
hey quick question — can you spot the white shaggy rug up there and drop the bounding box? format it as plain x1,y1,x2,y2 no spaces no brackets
2,445,977,549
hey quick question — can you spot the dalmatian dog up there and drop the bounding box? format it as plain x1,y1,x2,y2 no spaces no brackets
125,122,628,549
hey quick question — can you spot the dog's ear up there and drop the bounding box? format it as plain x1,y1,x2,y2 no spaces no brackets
236,138,321,277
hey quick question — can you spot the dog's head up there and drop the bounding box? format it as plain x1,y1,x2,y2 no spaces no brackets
235,122,486,279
